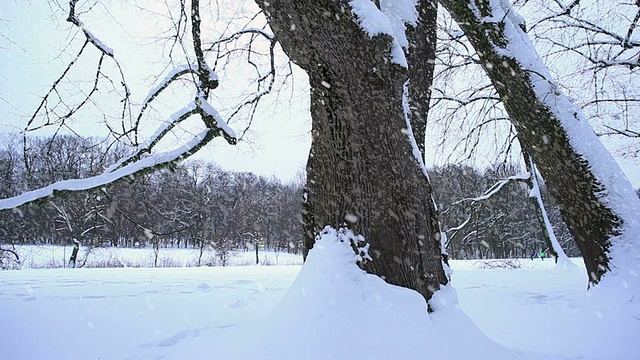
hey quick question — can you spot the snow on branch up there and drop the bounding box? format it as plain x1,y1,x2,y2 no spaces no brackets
105,103,199,172
453,172,531,205
67,0,114,57
76,20,114,56
6,77,237,211
23,0,131,156
7,15,236,212
480,0,640,223
0,0,249,214
105,93,236,176
448,217,471,233
196,92,237,141
143,65,200,105
131,64,207,145
349,0,418,67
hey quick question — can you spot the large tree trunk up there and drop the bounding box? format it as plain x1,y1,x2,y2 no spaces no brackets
257,0,448,301
440,0,640,285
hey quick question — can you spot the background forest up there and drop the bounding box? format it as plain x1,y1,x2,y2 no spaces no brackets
1,134,583,263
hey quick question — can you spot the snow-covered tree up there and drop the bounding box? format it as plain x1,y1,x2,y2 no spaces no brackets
439,0,640,285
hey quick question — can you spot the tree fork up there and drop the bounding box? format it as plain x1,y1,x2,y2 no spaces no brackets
256,0,448,301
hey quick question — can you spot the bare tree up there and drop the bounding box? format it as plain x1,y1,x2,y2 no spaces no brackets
0,245,20,270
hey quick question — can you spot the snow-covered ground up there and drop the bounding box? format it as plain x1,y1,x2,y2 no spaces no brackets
1,236,638,359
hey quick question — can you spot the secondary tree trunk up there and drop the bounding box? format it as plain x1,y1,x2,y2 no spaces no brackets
522,151,575,267
521,151,558,261
406,0,438,160
440,0,638,284
256,0,448,301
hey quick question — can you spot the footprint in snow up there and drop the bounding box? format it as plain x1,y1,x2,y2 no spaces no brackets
197,283,213,292
139,324,237,348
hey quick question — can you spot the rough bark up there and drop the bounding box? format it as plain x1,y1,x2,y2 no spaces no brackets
440,0,621,284
406,0,438,160
256,0,448,301
406,0,443,269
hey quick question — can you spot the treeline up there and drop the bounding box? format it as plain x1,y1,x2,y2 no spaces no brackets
0,135,304,257
1,134,580,260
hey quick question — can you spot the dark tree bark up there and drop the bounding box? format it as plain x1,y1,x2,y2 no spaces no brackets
440,0,623,284
406,0,438,160
406,0,444,268
68,238,80,268
256,0,448,301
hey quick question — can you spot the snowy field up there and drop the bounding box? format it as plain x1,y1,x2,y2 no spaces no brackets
3,245,303,269
1,236,638,359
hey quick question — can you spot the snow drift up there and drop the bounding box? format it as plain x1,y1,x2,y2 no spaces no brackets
235,226,535,359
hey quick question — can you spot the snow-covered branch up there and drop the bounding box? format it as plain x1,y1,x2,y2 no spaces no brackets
0,129,219,211
447,216,471,233
137,65,200,124
452,172,530,206
106,103,199,172
67,0,114,57
22,0,132,171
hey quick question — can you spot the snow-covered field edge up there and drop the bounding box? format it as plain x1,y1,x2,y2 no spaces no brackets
1,243,588,270
0,244,303,269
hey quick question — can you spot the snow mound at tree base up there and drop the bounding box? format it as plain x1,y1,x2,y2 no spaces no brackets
238,227,548,360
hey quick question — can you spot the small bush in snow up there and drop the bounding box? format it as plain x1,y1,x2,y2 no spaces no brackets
473,259,522,270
